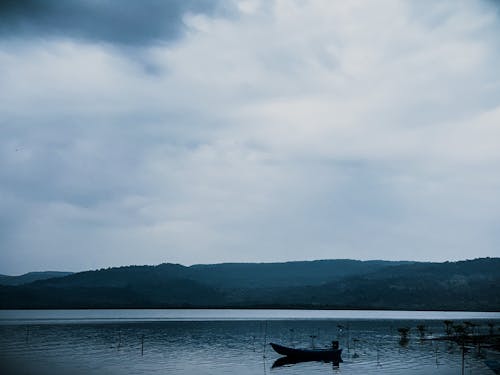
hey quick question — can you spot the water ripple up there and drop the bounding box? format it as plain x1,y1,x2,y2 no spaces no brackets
1,317,498,374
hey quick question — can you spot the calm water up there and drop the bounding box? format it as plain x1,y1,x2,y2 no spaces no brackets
1,310,499,374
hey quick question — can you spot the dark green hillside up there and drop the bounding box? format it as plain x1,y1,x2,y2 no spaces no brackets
0,271,73,286
0,263,225,308
357,257,500,281
253,272,499,311
32,259,410,290
0,258,498,310
0,277,226,309
235,258,500,310
186,259,412,288
33,264,188,288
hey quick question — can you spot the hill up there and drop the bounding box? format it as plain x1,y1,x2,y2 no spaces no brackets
185,259,412,288
0,271,73,286
0,258,498,310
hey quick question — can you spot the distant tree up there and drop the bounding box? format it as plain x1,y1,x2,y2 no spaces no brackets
487,322,495,336
398,327,410,347
452,324,467,338
416,324,426,339
398,327,410,339
443,320,453,336
463,321,475,336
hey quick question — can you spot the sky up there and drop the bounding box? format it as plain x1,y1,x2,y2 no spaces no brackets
1,0,500,274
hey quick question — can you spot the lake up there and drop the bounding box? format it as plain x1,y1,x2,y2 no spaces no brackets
1,309,499,374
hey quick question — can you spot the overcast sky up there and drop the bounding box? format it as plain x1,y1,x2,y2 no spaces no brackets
1,0,500,274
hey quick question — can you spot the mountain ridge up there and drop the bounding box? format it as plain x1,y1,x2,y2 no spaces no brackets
0,271,74,286
0,258,498,311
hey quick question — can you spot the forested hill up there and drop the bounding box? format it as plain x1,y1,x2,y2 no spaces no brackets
0,271,73,286
185,259,413,288
0,258,498,311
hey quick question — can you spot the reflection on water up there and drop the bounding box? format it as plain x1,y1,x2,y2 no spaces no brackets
271,356,342,369
0,311,499,374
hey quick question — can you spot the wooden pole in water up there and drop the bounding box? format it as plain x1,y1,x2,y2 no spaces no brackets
310,335,317,349
263,321,268,358
376,339,381,367
461,339,465,375
347,324,350,353
141,334,144,356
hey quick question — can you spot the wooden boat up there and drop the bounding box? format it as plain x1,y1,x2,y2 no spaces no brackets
269,342,342,361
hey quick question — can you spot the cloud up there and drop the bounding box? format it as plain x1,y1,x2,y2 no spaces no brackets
0,0,226,45
1,0,500,273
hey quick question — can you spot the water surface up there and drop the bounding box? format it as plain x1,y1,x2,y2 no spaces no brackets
1,309,499,374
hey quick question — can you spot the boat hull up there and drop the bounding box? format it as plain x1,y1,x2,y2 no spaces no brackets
270,343,342,361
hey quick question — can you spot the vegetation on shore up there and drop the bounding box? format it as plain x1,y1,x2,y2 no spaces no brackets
0,258,498,311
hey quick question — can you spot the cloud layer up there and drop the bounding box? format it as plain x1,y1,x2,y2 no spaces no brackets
1,0,500,274
0,0,225,45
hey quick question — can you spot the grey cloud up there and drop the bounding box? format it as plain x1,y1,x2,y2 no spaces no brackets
1,0,500,274
0,0,225,45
